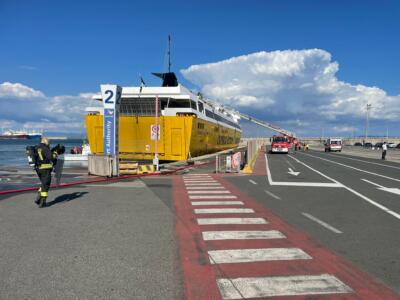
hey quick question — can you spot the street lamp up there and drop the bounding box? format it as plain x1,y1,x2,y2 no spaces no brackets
364,103,372,143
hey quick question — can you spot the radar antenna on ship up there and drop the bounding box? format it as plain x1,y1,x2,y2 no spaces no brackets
152,35,178,87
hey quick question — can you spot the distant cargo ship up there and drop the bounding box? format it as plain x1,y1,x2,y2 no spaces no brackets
0,130,42,140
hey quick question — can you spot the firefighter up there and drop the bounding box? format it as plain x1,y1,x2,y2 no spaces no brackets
34,137,57,208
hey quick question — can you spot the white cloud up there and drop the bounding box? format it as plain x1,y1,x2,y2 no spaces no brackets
181,49,400,135
0,82,44,98
0,82,99,135
333,125,356,133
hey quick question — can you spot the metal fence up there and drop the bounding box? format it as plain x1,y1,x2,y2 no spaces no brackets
215,151,245,173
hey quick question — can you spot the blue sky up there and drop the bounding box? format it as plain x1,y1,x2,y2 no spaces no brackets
1,0,399,137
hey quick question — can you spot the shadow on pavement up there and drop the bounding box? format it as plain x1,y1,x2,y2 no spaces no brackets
47,192,88,207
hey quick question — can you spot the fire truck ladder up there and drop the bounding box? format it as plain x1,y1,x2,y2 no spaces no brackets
239,113,295,137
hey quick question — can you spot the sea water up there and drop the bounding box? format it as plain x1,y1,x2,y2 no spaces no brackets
0,139,85,168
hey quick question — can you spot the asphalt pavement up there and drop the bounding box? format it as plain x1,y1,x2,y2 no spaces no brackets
225,148,400,293
0,178,183,300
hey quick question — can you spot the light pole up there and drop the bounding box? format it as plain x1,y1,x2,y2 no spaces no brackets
154,95,159,172
364,103,371,143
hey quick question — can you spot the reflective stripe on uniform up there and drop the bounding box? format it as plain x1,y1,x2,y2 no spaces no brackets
38,148,44,161
40,192,48,197
39,163,53,169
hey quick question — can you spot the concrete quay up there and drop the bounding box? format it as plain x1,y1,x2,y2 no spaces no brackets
0,148,399,299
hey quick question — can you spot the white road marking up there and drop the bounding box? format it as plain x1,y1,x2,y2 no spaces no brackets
265,154,342,187
264,190,281,200
208,248,311,264
184,176,213,179
191,201,244,206
361,178,384,188
197,218,268,225
184,180,217,183
217,274,352,299
361,178,400,196
302,152,400,183
186,186,225,190
202,230,285,240
194,208,254,214
342,185,400,219
185,183,222,186
184,173,211,176
184,178,213,181
288,155,344,185
285,157,296,169
290,154,400,220
302,213,343,234
249,179,258,185
326,153,400,170
189,195,237,199
188,190,230,194
288,168,300,176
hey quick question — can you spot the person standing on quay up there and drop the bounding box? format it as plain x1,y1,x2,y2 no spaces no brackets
382,142,387,160
35,138,56,207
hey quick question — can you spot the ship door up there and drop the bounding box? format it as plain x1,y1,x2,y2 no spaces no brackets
171,129,182,156
95,126,103,152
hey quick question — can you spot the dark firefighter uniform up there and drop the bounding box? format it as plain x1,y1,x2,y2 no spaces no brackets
35,143,58,207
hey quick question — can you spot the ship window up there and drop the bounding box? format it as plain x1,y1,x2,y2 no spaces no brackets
190,100,197,110
167,99,190,108
120,97,163,116
205,109,214,119
198,102,204,113
205,109,241,130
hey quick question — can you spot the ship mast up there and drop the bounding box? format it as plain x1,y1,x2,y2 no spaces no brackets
168,34,171,73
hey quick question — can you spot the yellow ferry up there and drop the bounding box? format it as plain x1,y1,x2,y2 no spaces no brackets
85,72,241,161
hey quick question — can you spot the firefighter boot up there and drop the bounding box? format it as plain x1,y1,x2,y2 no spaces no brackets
38,197,47,208
35,192,41,205
35,188,42,205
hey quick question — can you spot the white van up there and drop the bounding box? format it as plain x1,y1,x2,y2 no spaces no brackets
325,138,342,152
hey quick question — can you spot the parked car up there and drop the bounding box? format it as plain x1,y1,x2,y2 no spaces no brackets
325,138,342,152
396,143,400,149
354,142,362,146
374,142,383,148
364,142,373,148
387,143,397,148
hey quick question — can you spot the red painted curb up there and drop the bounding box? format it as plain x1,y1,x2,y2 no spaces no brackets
0,161,212,196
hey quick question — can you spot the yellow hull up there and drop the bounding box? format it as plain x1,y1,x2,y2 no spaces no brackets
85,115,241,161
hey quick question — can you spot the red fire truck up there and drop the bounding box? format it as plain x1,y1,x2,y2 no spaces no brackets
271,135,290,154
